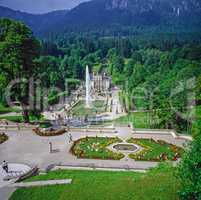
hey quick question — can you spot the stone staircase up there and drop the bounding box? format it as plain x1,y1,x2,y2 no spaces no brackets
0,163,37,182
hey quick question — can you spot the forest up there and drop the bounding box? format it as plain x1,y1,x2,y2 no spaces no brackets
0,18,201,134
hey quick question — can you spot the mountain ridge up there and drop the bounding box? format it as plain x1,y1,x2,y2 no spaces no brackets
0,0,201,37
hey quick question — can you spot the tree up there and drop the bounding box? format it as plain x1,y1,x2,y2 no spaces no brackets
124,59,134,77
0,18,40,122
178,132,201,200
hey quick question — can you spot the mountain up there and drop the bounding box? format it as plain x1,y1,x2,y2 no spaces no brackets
0,0,201,37
0,6,68,34
64,0,201,28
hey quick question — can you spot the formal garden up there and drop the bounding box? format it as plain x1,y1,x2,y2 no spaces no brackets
71,136,184,162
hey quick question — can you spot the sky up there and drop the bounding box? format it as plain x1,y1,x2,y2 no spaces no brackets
0,0,89,14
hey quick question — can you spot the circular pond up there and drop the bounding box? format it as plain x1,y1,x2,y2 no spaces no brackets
113,144,138,152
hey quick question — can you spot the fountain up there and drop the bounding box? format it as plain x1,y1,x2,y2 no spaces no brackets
112,143,140,153
85,65,91,108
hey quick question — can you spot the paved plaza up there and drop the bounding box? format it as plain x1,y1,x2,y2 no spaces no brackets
0,126,187,171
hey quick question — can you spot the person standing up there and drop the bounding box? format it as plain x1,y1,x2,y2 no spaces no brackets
49,142,53,153
69,133,73,143
2,160,8,173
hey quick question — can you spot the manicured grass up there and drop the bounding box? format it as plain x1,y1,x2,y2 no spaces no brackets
0,114,44,123
0,133,8,144
71,137,124,160
71,100,106,117
128,138,184,162
10,164,180,200
0,104,21,114
114,112,159,128
39,122,52,128
0,115,24,123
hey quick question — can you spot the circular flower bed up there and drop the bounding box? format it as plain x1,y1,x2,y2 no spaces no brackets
71,137,124,160
127,138,184,162
33,127,66,137
0,133,9,144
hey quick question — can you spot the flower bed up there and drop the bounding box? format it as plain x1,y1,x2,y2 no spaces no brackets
0,133,8,144
127,138,184,162
71,137,124,160
33,128,66,137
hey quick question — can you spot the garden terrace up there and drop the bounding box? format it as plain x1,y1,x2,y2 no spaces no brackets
71,137,124,160
127,138,184,162
70,100,106,117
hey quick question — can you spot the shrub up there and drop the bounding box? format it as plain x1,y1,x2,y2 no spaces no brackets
0,133,8,144
33,128,66,137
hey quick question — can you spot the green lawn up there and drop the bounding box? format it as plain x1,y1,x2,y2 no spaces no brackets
0,115,24,123
10,164,180,200
114,112,159,128
71,100,106,117
0,104,21,114
0,114,44,123
128,138,184,162
71,137,124,160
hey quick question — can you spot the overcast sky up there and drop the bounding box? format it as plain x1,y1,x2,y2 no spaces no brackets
0,0,89,14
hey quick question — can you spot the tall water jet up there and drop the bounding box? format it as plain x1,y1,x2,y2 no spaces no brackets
85,65,91,108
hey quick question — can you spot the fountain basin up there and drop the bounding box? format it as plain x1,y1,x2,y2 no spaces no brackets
112,143,140,153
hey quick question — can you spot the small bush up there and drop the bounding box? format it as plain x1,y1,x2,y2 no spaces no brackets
33,128,66,137
0,133,8,144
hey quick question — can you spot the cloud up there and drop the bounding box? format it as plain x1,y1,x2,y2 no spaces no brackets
0,0,88,13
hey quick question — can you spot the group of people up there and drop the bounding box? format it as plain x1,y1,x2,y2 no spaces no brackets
0,120,24,130
0,120,9,125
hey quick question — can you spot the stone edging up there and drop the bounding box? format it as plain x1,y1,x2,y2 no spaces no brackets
107,142,142,154
132,129,193,141
52,165,147,173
